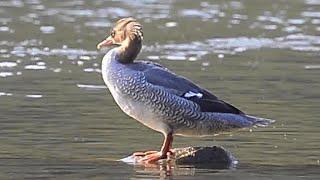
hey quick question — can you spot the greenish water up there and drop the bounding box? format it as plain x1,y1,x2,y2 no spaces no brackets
0,0,319,179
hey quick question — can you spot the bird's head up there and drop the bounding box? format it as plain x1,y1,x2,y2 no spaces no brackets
97,17,143,63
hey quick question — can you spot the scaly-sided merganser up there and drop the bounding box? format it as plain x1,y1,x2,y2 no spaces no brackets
97,17,274,163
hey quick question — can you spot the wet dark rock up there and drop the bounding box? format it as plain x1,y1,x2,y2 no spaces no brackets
172,146,236,169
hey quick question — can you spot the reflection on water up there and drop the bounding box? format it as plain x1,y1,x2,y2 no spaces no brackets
129,163,320,180
131,162,218,179
0,0,320,179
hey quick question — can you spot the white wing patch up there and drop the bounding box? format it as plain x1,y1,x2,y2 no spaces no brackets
184,91,203,98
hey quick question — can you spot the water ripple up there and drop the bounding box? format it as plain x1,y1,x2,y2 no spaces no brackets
0,92,12,96
0,62,17,68
40,26,55,34
25,94,43,98
301,11,320,18
24,64,46,70
0,0,24,7
0,72,14,77
180,9,213,19
77,84,107,90
10,46,98,58
304,65,320,70
145,33,320,60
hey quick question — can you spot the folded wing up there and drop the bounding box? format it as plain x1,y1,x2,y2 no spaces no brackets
129,61,244,115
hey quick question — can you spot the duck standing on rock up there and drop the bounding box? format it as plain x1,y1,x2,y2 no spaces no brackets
97,17,274,163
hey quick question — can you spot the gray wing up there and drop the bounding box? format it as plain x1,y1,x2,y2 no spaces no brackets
128,61,244,115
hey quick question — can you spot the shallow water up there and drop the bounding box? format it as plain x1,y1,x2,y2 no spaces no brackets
0,0,320,179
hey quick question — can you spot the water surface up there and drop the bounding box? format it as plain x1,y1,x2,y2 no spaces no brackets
0,0,319,179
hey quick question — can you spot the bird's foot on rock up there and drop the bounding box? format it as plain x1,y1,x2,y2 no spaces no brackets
133,150,175,163
139,151,164,163
133,150,158,157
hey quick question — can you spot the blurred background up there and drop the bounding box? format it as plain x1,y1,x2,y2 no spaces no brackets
0,0,319,179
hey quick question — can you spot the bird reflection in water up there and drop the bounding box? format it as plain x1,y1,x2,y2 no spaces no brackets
130,160,230,178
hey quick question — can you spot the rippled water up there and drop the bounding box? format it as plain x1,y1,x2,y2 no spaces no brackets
0,0,319,179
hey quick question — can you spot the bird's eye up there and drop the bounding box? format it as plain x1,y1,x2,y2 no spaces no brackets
110,30,115,38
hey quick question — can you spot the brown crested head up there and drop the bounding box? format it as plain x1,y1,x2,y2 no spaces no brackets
97,17,143,63
112,17,143,44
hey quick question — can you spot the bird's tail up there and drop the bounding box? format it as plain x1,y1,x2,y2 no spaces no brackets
245,115,275,127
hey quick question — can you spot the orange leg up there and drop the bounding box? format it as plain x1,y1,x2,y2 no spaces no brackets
133,133,174,163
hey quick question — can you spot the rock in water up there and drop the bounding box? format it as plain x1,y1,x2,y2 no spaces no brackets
173,146,237,169
120,146,237,169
